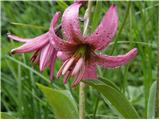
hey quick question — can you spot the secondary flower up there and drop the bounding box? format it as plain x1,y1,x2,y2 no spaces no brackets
50,3,137,87
8,12,61,80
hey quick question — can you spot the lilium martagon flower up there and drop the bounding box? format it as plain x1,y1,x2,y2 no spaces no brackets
50,3,138,87
7,12,62,80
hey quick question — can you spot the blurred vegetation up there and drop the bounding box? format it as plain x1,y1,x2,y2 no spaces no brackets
1,1,158,119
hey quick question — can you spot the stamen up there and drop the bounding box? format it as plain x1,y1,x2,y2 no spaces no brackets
30,50,39,62
72,57,84,75
63,71,71,84
62,57,75,75
72,65,85,87
33,54,40,64
57,59,69,79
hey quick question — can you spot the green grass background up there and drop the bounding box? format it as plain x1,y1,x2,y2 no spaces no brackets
1,1,158,119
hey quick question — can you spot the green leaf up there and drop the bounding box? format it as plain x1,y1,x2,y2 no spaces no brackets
37,83,78,119
147,81,157,119
98,76,120,91
0,112,17,119
83,80,140,119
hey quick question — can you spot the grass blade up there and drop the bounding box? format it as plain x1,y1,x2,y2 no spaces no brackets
147,81,157,119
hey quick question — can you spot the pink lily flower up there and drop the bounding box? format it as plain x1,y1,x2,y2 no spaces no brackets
50,3,137,87
8,12,61,80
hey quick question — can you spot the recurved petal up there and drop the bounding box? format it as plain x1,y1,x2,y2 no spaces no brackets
62,2,83,43
8,32,48,43
8,33,29,42
83,64,97,79
49,12,61,31
49,12,75,51
11,33,49,54
86,5,118,50
39,43,55,71
49,11,67,50
97,48,138,68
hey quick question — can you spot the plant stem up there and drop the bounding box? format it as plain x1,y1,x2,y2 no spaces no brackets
79,82,86,119
83,0,92,36
155,79,159,118
79,0,92,119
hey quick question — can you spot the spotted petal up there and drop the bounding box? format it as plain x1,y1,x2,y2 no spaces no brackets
86,5,118,50
49,31,75,52
49,12,75,51
62,2,83,43
97,48,137,68
49,11,68,50
49,12,61,31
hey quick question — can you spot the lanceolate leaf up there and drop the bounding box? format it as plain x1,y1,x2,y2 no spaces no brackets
83,80,140,119
147,81,157,119
98,76,120,91
37,83,78,119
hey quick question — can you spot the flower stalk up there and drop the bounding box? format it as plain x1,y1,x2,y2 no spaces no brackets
79,0,92,119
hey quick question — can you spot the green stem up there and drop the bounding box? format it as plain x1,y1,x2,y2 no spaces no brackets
79,82,86,119
79,0,92,119
83,0,92,35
